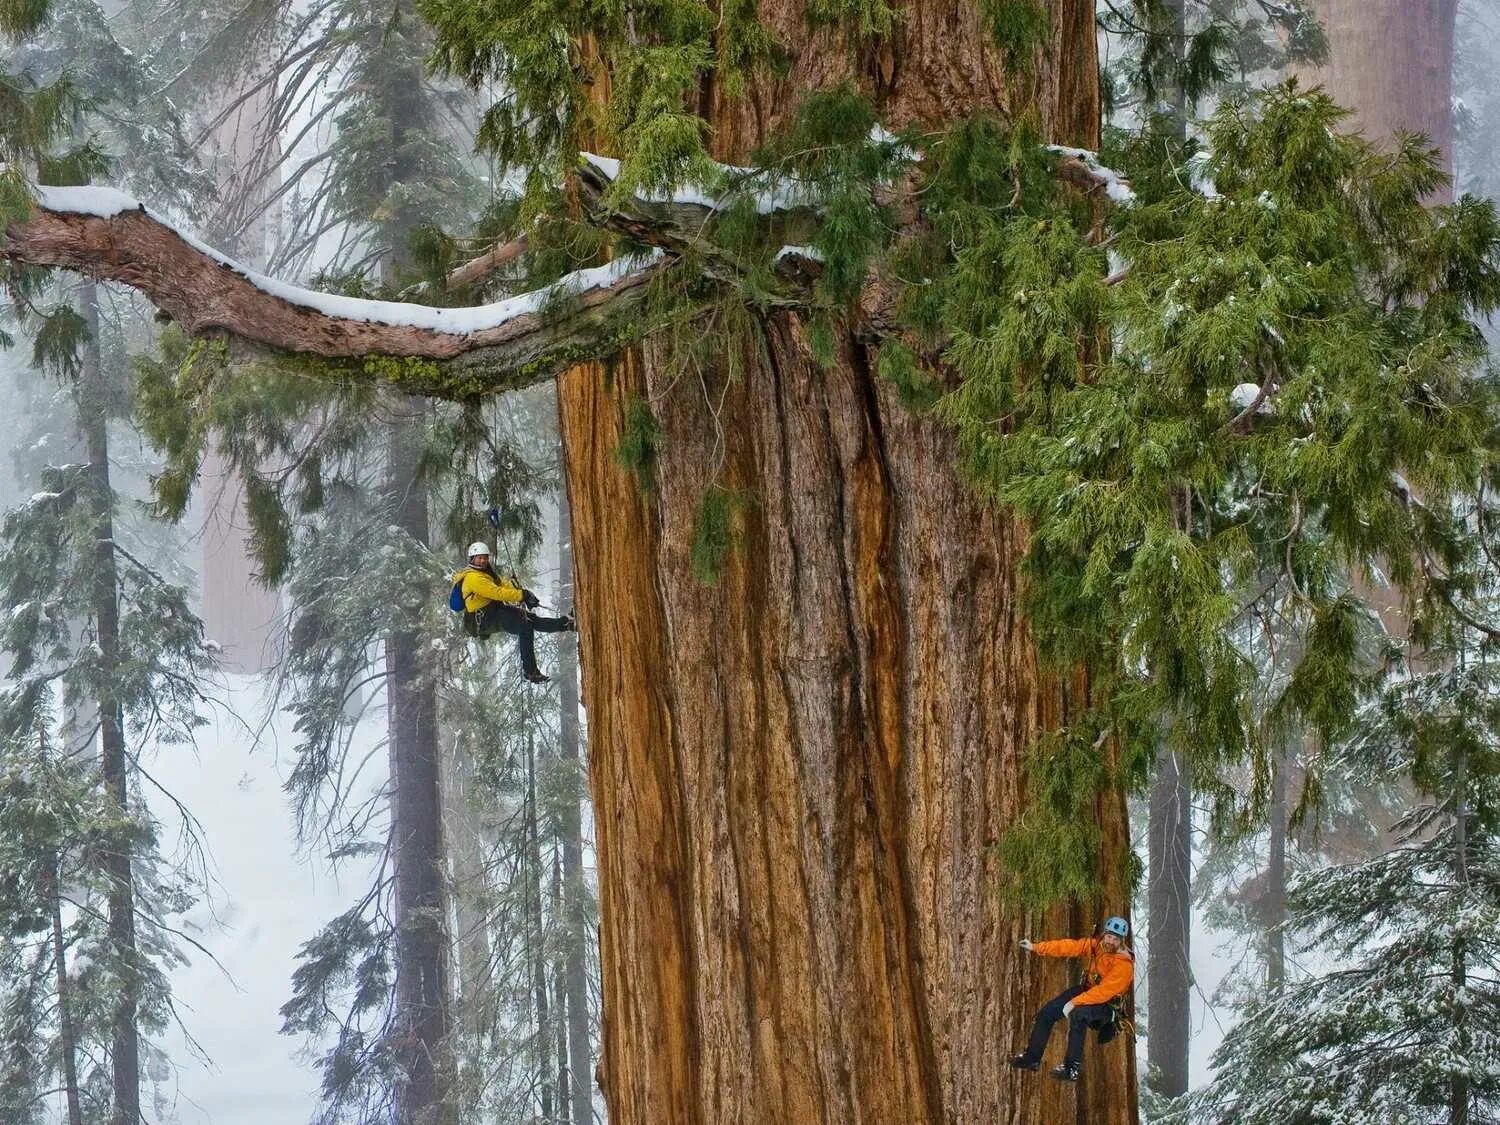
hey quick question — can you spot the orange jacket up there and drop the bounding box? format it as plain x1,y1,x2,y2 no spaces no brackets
457,567,524,613
1031,937,1135,1007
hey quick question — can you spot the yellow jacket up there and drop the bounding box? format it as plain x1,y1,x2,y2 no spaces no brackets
457,566,524,613
1031,937,1135,1007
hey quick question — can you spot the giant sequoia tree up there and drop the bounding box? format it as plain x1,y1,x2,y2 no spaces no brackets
1297,0,1457,184
6,0,1500,1122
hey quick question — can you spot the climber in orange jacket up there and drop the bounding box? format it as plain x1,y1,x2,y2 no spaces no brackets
1007,915,1134,1083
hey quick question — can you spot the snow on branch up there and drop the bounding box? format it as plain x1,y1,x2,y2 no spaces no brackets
3,184,673,393
1045,146,1137,206
1,133,1124,400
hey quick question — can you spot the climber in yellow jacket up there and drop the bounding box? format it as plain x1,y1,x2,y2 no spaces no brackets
456,542,574,683
1007,915,1134,1083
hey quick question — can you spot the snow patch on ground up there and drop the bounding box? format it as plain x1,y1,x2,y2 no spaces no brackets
148,674,384,1125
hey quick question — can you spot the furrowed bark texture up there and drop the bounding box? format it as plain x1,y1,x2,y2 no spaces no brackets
560,8,1135,1123
1299,0,1458,190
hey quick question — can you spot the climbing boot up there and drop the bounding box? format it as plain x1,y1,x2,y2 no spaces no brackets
1050,1062,1080,1083
1007,1054,1039,1072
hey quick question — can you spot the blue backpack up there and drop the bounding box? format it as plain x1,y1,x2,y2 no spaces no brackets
449,575,466,613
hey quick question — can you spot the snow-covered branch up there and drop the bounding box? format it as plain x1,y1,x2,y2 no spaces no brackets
0,138,1127,399
1045,146,1137,205
2,185,676,394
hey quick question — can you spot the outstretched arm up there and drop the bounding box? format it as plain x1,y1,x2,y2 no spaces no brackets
1029,938,1091,958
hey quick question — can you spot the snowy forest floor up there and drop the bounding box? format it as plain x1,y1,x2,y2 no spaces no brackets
148,674,383,1125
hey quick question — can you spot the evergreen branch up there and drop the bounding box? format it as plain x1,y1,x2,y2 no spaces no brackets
441,234,531,292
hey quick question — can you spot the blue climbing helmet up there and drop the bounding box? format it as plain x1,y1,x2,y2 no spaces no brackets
1103,916,1130,939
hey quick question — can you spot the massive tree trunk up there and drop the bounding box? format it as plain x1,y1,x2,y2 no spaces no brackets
0,3,1134,1119
1298,0,1458,187
559,9,1134,1123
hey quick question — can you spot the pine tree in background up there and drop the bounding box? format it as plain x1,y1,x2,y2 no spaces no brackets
0,444,214,1124
1098,0,1326,121
1088,10,1325,1101
551,432,596,1125
1184,631,1500,1122
432,382,600,1125
0,2,224,1107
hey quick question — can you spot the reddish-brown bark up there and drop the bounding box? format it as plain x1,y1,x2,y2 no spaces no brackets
562,4,1137,1122
1,3,1139,1118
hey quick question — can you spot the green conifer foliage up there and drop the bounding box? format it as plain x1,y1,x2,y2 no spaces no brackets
1098,0,1327,117
0,464,212,1121
925,86,1500,901
1185,641,1500,1122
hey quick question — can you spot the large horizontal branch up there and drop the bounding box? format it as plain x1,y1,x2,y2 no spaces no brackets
0,142,1127,399
2,187,682,395
0,180,828,398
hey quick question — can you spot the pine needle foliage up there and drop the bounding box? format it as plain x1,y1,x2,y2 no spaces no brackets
939,87,1500,903
1182,640,1500,1123
1098,0,1327,118
980,0,1049,74
690,485,750,586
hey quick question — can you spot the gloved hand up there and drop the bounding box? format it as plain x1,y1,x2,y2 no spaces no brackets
1063,1002,1075,1018
1020,938,1034,952
521,588,541,610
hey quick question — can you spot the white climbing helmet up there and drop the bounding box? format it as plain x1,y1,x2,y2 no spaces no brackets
466,541,491,560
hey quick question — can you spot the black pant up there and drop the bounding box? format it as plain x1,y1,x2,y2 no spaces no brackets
470,603,571,676
1020,985,1114,1068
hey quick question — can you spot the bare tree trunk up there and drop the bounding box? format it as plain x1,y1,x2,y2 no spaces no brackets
524,728,556,1123
1452,738,1470,1125
555,471,595,1125
385,400,453,1125
1265,747,1287,994
552,853,571,1125
1147,20,1195,1073
560,12,1135,1120
79,283,140,1125
1299,0,1459,190
1147,749,1192,1098
46,850,83,1125
442,736,491,1041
